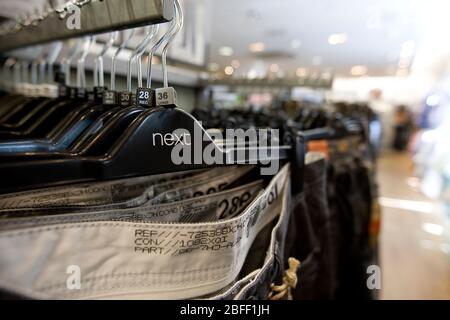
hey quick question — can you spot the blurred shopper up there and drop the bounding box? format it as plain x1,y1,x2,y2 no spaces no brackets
368,89,393,151
392,105,413,151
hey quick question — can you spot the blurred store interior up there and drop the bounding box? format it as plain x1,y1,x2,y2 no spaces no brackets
0,0,449,300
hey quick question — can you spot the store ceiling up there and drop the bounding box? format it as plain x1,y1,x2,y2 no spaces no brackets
208,0,420,78
0,0,421,78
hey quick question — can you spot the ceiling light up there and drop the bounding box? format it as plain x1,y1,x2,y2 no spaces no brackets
231,59,240,69
312,56,322,66
296,68,307,77
248,70,258,80
291,39,302,49
277,70,285,79
208,63,220,72
249,42,265,53
350,65,368,76
328,33,348,45
219,46,234,57
270,64,280,73
224,66,234,76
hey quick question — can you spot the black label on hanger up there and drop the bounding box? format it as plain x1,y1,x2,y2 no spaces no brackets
69,87,77,99
59,85,68,97
103,90,117,105
55,71,65,85
94,86,106,101
88,91,95,101
118,91,132,107
77,88,87,100
136,88,155,108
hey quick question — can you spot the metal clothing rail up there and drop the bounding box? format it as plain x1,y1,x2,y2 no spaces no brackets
201,76,334,89
0,0,174,52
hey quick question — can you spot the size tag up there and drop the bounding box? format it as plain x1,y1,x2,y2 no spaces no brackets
136,88,155,107
103,90,117,105
69,87,77,99
76,87,87,100
155,87,177,107
54,71,65,85
94,86,106,101
58,85,68,97
87,91,95,101
118,91,132,107
26,84,37,97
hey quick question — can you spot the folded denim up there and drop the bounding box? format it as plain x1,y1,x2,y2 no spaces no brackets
0,166,255,219
0,164,290,300
0,180,263,230
0,168,208,209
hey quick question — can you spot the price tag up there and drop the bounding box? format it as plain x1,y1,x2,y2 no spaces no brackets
118,91,132,107
136,87,156,108
103,90,117,105
155,87,177,107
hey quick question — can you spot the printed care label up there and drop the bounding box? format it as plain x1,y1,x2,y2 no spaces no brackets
0,164,289,300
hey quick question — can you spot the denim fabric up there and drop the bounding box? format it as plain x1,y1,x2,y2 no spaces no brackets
286,153,334,300
327,155,376,300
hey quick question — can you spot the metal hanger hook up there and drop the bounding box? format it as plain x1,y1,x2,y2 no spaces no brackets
62,39,84,86
161,0,183,88
126,25,159,91
93,32,118,87
111,29,136,91
146,0,180,88
76,36,94,88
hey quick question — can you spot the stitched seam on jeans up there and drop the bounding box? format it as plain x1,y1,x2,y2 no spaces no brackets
34,265,233,292
55,272,233,298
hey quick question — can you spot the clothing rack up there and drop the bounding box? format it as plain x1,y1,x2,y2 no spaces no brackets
0,0,174,52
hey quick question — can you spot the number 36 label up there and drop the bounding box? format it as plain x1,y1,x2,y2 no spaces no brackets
155,87,177,107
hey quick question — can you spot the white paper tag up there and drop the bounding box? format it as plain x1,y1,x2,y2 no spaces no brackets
0,180,263,231
0,169,207,210
0,164,289,300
